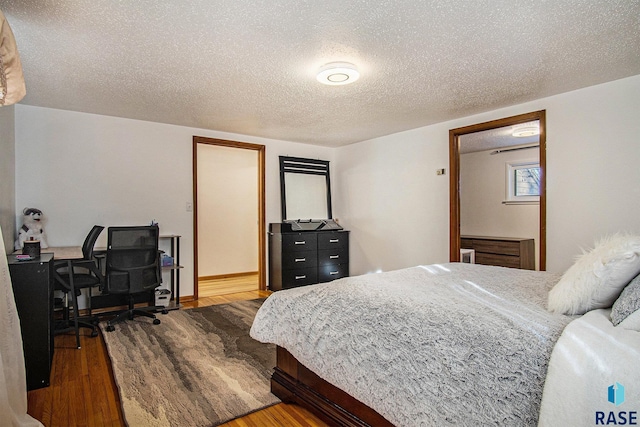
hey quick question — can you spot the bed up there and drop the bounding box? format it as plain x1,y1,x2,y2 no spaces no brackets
251,242,640,426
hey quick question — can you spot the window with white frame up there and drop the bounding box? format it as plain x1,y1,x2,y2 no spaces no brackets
504,160,540,204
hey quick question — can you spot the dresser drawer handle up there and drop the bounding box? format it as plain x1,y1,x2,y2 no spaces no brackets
295,275,306,280
294,241,306,245
329,271,339,275
295,258,306,262
329,239,339,243
329,255,339,259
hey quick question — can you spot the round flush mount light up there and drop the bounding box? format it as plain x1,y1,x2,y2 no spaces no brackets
316,62,360,85
512,123,540,138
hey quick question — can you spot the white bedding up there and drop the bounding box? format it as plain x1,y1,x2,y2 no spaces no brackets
539,308,640,426
251,263,572,426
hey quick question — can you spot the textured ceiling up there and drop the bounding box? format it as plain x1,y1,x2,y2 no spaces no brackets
1,0,639,147
460,121,539,154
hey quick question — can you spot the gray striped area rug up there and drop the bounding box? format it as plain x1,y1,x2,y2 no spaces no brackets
101,299,279,426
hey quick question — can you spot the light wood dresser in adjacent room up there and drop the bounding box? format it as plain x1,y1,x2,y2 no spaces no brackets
460,235,535,270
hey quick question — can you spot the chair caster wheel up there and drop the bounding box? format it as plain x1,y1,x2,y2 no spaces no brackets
91,329,99,338
153,319,161,325
106,325,115,332
161,309,168,315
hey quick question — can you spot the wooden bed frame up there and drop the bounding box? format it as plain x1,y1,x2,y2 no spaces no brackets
271,346,394,427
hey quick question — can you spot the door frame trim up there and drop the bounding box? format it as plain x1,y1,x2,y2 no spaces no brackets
192,136,267,299
449,110,547,270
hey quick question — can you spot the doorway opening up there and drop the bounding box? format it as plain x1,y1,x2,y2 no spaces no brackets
192,136,266,300
449,110,547,270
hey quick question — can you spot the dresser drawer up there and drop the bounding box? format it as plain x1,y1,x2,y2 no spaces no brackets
282,252,318,270
475,253,520,269
269,226,350,291
469,239,520,256
318,264,348,283
318,232,348,250
282,233,317,252
281,267,318,289
460,235,535,270
460,238,473,249
318,248,348,266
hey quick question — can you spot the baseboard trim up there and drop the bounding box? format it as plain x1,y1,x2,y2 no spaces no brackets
179,295,195,303
199,271,258,281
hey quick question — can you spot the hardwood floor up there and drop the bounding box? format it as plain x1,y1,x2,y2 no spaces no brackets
27,290,327,427
219,402,327,427
27,330,124,426
198,272,259,297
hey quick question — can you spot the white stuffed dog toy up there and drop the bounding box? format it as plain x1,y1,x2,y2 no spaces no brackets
15,207,49,250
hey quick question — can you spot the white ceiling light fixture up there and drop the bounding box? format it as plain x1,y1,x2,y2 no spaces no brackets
512,123,540,138
316,62,360,86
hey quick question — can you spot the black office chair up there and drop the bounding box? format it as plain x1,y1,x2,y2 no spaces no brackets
104,225,167,332
54,225,104,349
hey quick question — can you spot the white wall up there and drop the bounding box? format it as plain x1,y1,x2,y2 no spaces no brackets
14,105,335,298
334,126,451,275
14,74,640,284
544,76,640,271
197,144,258,276
0,106,16,253
336,74,640,275
460,148,540,269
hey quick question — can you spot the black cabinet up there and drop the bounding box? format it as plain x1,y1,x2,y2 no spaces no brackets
269,226,349,291
7,253,54,391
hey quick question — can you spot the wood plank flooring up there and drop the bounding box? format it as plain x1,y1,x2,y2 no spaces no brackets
27,289,327,427
198,272,259,297
27,330,124,426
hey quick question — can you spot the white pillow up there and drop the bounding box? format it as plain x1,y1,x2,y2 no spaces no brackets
548,233,640,315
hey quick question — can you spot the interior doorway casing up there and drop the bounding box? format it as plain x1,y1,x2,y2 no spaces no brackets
192,136,267,299
449,110,547,270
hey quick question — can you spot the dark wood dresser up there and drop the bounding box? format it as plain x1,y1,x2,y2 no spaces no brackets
460,235,535,270
269,225,349,291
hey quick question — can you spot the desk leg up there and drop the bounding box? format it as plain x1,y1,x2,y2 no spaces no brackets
175,237,180,308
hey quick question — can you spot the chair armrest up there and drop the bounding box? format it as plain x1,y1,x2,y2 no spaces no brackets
54,257,82,267
67,259,97,268
55,258,104,286
53,260,74,292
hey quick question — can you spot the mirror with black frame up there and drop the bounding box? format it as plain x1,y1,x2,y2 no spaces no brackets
279,156,340,230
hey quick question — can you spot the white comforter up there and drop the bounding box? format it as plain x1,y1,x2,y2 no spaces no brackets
538,309,640,427
251,263,571,426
